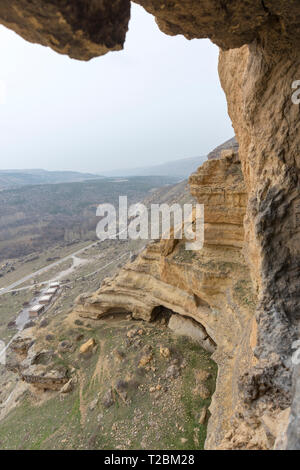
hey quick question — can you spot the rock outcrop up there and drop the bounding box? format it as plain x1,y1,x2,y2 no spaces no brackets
0,0,130,60
218,42,300,449
1,2,300,61
75,151,261,448
134,1,300,52
0,0,299,450
7,335,69,392
168,314,216,354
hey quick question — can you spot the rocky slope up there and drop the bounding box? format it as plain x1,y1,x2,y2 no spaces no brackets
75,144,297,449
2,310,217,450
75,150,262,448
0,0,299,450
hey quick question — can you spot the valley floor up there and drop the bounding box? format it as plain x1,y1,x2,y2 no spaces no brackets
0,237,217,450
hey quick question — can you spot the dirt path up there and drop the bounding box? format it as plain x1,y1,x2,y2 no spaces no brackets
92,340,109,385
0,241,98,296
79,370,88,427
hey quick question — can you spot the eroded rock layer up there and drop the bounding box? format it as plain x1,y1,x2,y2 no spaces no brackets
219,42,300,450
75,152,262,448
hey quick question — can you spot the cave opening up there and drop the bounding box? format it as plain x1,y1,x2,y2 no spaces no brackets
150,305,217,352
150,305,174,323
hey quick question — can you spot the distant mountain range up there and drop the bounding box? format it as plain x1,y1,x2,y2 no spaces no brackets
1,137,237,189
0,169,103,190
101,155,207,179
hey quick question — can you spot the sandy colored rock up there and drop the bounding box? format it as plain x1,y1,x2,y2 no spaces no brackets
127,329,138,338
73,146,298,449
79,338,96,355
1,1,299,60
135,0,300,54
139,353,153,367
189,151,247,248
168,314,215,353
74,151,257,447
199,407,207,425
159,346,170,358
60,379,73,394
217,39,300,450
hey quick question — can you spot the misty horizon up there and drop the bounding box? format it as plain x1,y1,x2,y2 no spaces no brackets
0,151,211,175
0,4,232,174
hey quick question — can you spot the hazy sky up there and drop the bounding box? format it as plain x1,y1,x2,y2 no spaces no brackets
0,4,233,174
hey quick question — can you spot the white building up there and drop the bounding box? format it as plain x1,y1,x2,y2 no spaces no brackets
50,281,60,288
29,304,45,317
46,287,58,295
39,295,52,305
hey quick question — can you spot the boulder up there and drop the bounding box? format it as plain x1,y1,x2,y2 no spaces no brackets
79,338,96,355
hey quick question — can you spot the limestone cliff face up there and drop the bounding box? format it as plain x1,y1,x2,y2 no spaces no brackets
218,43,300,449
0,0,299,449
75,152,261,448
207,137,238,161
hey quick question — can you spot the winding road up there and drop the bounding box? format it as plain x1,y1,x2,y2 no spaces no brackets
0,240,99,296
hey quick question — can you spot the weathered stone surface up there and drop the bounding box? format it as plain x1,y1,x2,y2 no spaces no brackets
218,40,300,450
74,143,299,448
79,338,96,355
21,364,68,391
1,1,300,60
168,314,216,353
0,0,131,60
199,406,207,425
7,338,69,391
189,151,247,248
75,151,258,447
60,378,74,394
135,1,300,54
9,336,34,357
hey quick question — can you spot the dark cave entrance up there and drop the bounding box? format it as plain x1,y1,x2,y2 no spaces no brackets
150,305,174,323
